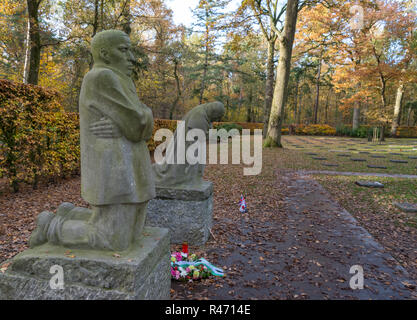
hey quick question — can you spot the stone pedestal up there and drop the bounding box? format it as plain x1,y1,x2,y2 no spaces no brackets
0,227,170,300
146,181,213,246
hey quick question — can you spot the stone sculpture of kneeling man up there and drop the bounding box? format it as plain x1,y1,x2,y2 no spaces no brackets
29,30,155,252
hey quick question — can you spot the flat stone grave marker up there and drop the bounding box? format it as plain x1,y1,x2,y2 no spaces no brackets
359,151,370,154
408,156,417,159
350,158,367,162
312,157,327,161
393,202,417,213
355,181,384,188
306,153,318,156
390,160,408,164
322,163,339,167
337,154,351,157
371,155,386,158
367,165,387,169
348,148,357,151
390,153,402,156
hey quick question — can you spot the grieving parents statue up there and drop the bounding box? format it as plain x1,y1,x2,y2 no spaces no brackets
29,30,155,251
153,102,225,188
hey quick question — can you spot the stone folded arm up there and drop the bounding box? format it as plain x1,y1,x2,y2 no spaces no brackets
85,69,152,142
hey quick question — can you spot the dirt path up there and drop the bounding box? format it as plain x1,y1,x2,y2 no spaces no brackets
172,170,416,300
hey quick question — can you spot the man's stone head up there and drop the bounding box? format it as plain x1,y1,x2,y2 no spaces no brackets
91,30,135,76
206,102,225,122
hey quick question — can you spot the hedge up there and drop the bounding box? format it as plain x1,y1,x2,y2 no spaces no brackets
0,79,80,192
395,127,417,138
213,122,264,132
285,124,336,136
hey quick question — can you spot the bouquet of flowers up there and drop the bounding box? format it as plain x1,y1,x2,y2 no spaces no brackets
170,252,224,281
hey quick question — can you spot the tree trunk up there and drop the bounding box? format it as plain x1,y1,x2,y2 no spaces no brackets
101,0,104,28
199,6,210,105
379,75,387,111
93,0,99,35
23,9,31,84
313,54,322,124
352,82,361,130
407,106,412,127
89,0,100,70
26,0,42,85
247,88,253,122
169,59,182,120
293,77,299,123
352,103,360,130
263,39,276,137
324,89,330,124
334,93,339,126
264,0,299,148
121,0,131,35
297,84,302,124
391,82,404,136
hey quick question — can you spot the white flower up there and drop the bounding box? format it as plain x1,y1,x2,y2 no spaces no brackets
179,267,188,277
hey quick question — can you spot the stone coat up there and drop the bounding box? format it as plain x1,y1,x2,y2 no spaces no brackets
79,65,155,205
153,102,222,188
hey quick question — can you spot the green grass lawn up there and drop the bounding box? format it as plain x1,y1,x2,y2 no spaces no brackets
314,175,417,229
278,136,417,175
267,136,417,230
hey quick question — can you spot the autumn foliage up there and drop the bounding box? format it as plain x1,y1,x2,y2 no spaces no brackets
0,79,80,192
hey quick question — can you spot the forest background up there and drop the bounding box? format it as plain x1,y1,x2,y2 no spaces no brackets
1,0,417,133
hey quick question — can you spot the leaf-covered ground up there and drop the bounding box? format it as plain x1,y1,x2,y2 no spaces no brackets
0,136,416,299
314,175,417,280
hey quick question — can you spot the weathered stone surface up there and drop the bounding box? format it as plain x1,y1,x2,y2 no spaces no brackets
350,158,367,162
312,157,327,161
322,163,339,167
367,165,387,169
0,227,170,300
29,30,157,252
390,160,408,164
355,181,384,188
80,30,155,207
156,181,213,201
153,102,225,188
147,185,213,245
393,202,417,213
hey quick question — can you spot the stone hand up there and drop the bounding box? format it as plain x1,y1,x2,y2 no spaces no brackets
89,117,122,139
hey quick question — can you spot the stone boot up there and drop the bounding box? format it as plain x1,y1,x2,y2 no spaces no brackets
29,211,54,248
